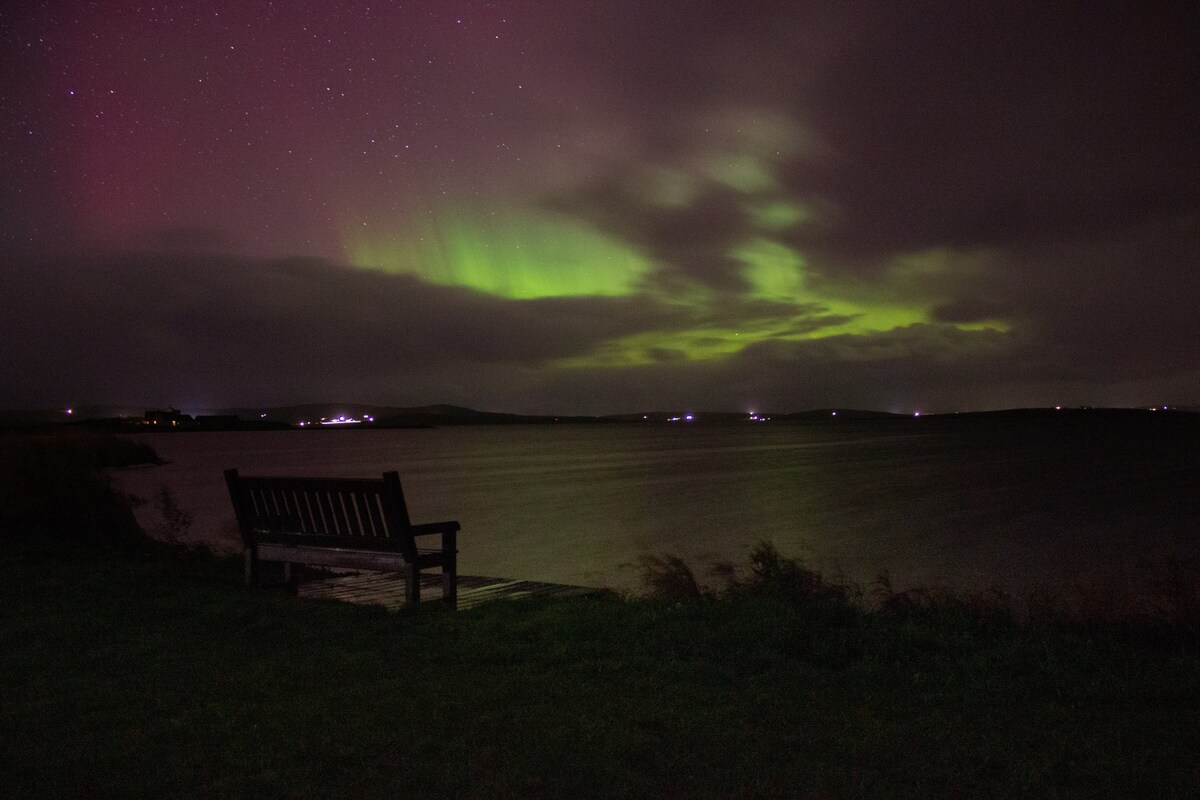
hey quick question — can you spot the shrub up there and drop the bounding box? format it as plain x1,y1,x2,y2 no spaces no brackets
730,541,859,607
150,485,194,544
641,541,859,611
637,553,705,601
0,432,159,545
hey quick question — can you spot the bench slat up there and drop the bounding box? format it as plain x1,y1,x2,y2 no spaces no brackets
314,488,337,536
250,487,275,530
256,543,407,573
321,489,342,536
366,492,387,539
270,487,292,530
336,490,362,537
294,487,316,533
278,487,300,531
352,490,375,538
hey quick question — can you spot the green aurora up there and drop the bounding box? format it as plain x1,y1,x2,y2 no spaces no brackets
344,210,649,299
343,207,1008,367
342,131,1007,368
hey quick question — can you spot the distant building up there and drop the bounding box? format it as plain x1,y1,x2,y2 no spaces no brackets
144,408,193,428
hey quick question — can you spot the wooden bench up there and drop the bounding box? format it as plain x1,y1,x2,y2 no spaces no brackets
223,469,459,607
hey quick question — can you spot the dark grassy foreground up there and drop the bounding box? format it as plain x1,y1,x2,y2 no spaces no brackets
3,541,1199,799
3,434,1200,798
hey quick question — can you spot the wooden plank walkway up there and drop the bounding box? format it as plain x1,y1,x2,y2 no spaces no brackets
297,570,606,611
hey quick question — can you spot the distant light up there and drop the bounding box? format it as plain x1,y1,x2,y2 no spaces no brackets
65,408,72,415
1055,406,1062,410
684,414,694,421
831,411,837,416
260,413,266,418
914,411,921,417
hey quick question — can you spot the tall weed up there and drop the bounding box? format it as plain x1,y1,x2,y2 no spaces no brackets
641,540,1200,647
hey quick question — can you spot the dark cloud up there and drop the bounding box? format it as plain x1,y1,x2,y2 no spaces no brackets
793,3,1200,260
1004,213,1200,383
0,251,688,407
4,234,1195,413
545,173,755,291
490,323,1023,415
930,298,1007,325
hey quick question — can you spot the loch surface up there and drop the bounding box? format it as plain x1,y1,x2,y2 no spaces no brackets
115,412,1200,593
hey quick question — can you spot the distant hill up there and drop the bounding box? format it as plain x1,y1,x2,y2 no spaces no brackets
602,411,753,422
214,403,605,428
781,409,905,421
0,405,144,425
3,402,1195,431
374,404,603,427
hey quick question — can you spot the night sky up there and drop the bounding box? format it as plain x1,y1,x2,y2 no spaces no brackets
3,2,1198,414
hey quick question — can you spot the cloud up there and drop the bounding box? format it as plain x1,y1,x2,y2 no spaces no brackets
788,4,1200,262
4,4,1199,414
5,221,1197,413
0,250,690,407
545,170,755,291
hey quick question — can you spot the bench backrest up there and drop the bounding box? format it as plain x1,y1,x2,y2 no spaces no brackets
224,469,417,560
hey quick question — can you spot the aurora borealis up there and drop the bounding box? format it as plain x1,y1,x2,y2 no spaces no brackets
2,2,1198,413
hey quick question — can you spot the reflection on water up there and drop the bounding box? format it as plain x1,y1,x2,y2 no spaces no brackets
113,416,1200,593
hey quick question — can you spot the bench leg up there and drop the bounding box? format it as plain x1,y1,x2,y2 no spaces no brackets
442,531,457,608
442,563,457,608
244,547,256,585
405,564,420,606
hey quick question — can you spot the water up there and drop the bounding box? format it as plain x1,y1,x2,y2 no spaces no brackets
113,415,1200,593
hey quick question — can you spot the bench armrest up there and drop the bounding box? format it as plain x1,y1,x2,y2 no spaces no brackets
411,522,458,581
409,520,461,537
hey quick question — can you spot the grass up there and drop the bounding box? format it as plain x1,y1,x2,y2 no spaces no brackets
2,432,1200,797
3,537,1199,799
